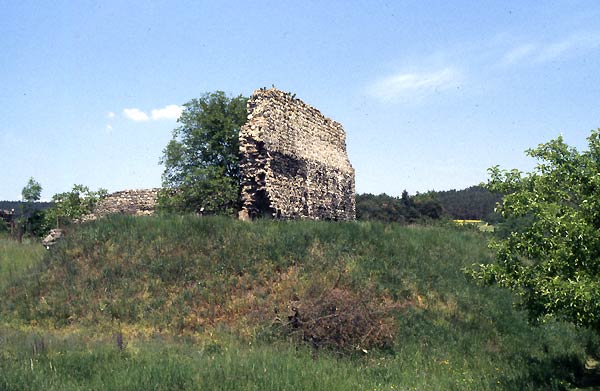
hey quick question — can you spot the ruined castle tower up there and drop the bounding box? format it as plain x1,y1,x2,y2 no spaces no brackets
239,88,355,220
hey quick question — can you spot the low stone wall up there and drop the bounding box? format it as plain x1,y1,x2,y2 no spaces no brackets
86,188,159,220
239,88,355,220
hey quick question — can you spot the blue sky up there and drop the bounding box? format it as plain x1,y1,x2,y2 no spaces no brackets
2,1,600,201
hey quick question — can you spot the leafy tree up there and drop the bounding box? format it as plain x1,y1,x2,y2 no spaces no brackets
22,177,42,202
472,129,600,331
45,185,108,229
159,91,248,215
18,177,43,238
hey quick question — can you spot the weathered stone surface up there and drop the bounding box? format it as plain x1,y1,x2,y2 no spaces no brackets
84,188,159,221
239,88,355,220
43,228,64,249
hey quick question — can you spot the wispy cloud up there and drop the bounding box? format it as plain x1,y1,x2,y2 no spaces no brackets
123,105,183,122
151,104,183,120
367,67,462,102
502,44,536,65
107,111,116,119
502,32,600,65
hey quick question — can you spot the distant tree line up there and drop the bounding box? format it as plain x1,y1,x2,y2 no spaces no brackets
356,190,442,223
417,186,502,221
356,186,501,223
0,201,54,218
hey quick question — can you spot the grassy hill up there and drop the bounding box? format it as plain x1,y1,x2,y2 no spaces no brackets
0,216,597,390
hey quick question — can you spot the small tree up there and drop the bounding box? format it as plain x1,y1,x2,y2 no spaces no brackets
22,177,42,203
19,177,42,239
472,129,600,331
159,91,248,215
45,185,108,229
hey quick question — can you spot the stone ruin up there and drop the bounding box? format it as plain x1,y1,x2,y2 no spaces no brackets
83,189,159,221
82,89,355,222
239,88,355,220
42,228,64,249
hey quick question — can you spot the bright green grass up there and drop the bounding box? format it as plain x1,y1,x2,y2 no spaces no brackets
0,216,597,390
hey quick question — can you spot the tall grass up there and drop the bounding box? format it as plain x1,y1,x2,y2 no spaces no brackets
0,235,45,290
0,324,593,391
0,329,379,391
0,216,597,390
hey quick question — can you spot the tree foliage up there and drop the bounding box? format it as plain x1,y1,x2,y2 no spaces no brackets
45,185,107,229
21,177,42,203
18,177,43,237
472,130,600,330
159,91,248,215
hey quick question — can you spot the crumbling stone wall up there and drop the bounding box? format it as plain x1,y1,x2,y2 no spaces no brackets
87,189,159,220
239,88,355,220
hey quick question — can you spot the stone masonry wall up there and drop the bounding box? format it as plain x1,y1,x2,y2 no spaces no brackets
86,188,159,220
239,88,355,220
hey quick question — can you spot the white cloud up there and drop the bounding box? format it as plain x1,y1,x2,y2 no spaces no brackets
151,104,183,120
122,104,183,122
106,124,113,130
107,111,116,119
123,108,149,122
367,67,461,102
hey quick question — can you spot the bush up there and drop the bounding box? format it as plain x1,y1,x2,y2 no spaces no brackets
280,287,398,354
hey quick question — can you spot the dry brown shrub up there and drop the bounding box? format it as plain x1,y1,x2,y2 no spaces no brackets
279,287,400,354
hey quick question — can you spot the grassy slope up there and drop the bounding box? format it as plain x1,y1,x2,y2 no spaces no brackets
0,216,596,390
